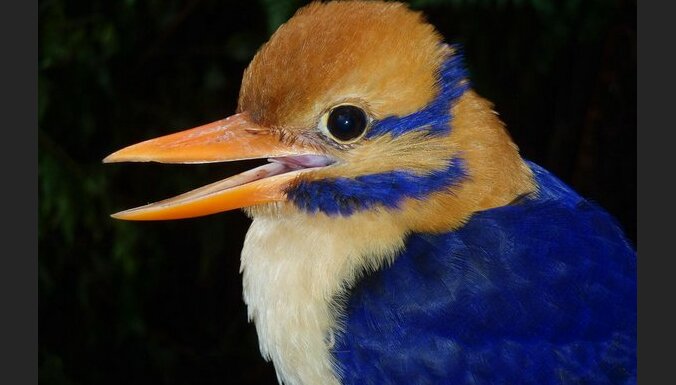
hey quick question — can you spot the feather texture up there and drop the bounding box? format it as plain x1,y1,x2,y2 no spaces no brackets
333,161,636,385
368,49,470,138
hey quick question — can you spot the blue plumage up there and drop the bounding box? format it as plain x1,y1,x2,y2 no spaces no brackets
368,47,470,139
287,157,467,216
333,161,636,385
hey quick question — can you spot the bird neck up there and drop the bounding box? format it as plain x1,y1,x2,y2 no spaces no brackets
241,210,408,385
385,89,537,234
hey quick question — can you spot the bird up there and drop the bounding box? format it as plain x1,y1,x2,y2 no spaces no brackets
104,1,636,385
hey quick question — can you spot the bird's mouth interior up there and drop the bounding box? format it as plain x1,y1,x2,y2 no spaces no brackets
215,154,335,194
110,154,334,220
142,154,334,206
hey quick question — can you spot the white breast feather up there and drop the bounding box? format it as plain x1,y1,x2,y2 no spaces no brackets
240,210,407,385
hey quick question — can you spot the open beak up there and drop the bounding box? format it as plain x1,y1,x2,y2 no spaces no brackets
104,112,332,220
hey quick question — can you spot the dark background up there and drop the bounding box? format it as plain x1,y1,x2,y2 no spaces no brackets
38,0,636,384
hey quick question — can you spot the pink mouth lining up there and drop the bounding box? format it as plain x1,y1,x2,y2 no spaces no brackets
202,154,335,195
268,154,336,170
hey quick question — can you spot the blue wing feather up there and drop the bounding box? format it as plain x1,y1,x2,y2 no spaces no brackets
333,161,636,385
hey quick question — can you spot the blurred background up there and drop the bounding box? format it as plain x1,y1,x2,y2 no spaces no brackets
38,0,636,384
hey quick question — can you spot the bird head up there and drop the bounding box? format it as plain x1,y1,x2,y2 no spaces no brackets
105,1,535,234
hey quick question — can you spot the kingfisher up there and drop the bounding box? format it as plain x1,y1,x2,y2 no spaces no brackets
104,1,637,384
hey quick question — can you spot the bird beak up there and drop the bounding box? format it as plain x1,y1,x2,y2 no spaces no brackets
104,112,330,220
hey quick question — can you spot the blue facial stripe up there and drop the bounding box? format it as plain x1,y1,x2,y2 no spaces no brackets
286,157,468,216
367,46,470,138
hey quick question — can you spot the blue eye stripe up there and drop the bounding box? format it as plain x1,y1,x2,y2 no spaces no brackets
367,46,470,139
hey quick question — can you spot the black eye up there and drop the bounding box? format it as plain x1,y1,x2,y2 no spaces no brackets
326,105,368,142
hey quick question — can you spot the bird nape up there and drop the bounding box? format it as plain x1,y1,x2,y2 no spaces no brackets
104,1,636,385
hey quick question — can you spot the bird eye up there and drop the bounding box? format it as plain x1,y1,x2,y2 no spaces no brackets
325,105,368,143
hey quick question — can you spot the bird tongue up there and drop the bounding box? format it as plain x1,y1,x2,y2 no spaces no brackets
268,154,335,169
213,154,333,192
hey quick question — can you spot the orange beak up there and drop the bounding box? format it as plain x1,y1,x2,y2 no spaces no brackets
104,112,332,220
